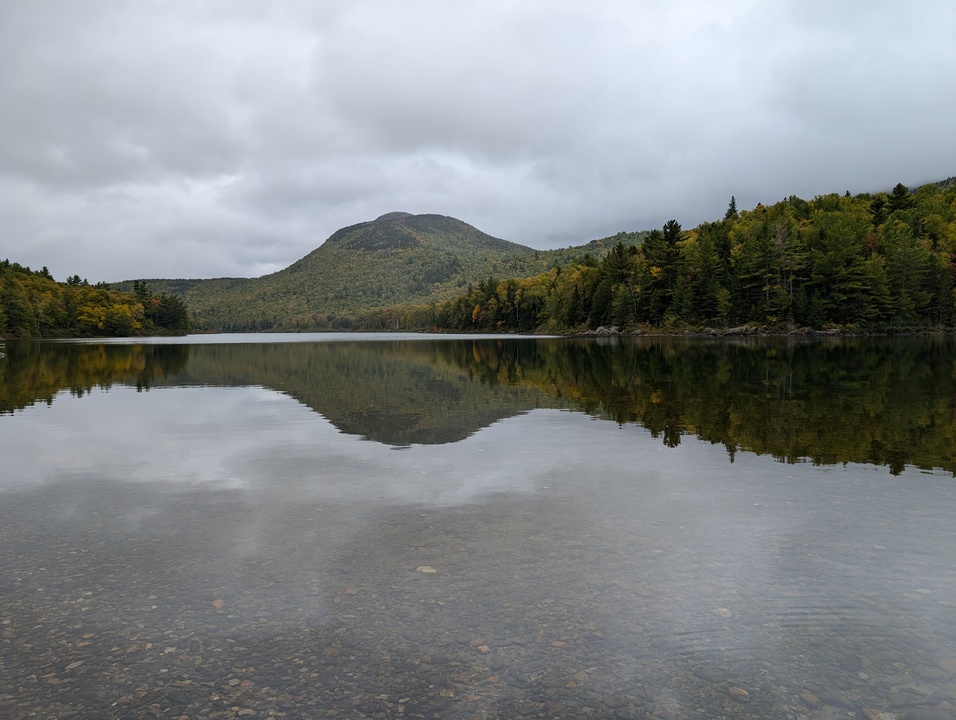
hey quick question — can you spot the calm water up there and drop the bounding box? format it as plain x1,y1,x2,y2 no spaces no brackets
1,335,955,719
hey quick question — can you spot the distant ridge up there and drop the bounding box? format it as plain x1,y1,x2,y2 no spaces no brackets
116,212,644,331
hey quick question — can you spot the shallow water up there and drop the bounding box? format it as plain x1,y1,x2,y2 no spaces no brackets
1,336,955,719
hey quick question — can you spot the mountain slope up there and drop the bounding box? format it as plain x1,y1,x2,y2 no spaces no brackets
120,213,644,331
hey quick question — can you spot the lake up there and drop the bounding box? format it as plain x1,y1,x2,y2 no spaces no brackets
1,334,955,719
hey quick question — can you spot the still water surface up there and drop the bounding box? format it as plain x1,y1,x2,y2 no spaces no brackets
1,335,955,719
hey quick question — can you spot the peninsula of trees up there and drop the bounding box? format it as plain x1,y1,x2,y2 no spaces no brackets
0,262,189,338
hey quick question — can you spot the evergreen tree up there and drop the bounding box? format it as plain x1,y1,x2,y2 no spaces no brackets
637,221,683,325
724,196,738,221
869,194,888,226
887,183,915,214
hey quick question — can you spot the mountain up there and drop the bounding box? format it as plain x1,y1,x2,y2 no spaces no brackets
116,213,644,331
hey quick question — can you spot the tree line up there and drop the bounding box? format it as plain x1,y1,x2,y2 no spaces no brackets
0,261,190,338
366,181,956,333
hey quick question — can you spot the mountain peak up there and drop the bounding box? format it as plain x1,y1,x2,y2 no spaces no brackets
322,212,521,254
375,211,413,222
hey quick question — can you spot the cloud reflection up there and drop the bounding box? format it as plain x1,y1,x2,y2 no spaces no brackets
3,381,955,716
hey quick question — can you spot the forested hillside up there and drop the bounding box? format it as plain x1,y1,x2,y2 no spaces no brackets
0,262,189,338
115,213,644,331
18,178,956,336
413,181,956,333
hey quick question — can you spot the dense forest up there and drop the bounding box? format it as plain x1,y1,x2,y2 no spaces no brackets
360,180,956,333
0,262,189,338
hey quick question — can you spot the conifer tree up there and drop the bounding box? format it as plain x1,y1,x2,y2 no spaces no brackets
725,196,738,220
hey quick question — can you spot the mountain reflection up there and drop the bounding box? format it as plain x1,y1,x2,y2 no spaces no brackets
2,336,954,474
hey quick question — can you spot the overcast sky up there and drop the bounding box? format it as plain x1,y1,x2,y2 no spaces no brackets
2,1,955,282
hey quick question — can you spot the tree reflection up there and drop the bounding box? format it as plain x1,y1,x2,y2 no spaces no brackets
3,336,954,475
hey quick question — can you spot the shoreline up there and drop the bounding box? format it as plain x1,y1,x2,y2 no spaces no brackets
572,323,956,338
5,325,956,341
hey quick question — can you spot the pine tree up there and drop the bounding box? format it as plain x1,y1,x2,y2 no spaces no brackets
724,196,738,221
887,183,915,213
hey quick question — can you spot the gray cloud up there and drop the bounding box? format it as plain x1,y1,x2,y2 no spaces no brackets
2,0,954,282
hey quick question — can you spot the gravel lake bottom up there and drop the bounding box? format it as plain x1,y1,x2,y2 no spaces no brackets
2,409,956,719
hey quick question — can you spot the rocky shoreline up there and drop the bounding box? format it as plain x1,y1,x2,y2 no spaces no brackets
581,324,953,338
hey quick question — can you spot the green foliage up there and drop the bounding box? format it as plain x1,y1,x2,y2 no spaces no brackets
0,263,190,338
887,182,915,214
423,181,956,334
725,196,738,220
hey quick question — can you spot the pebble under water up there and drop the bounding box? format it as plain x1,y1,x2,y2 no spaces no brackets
2,368,956,719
